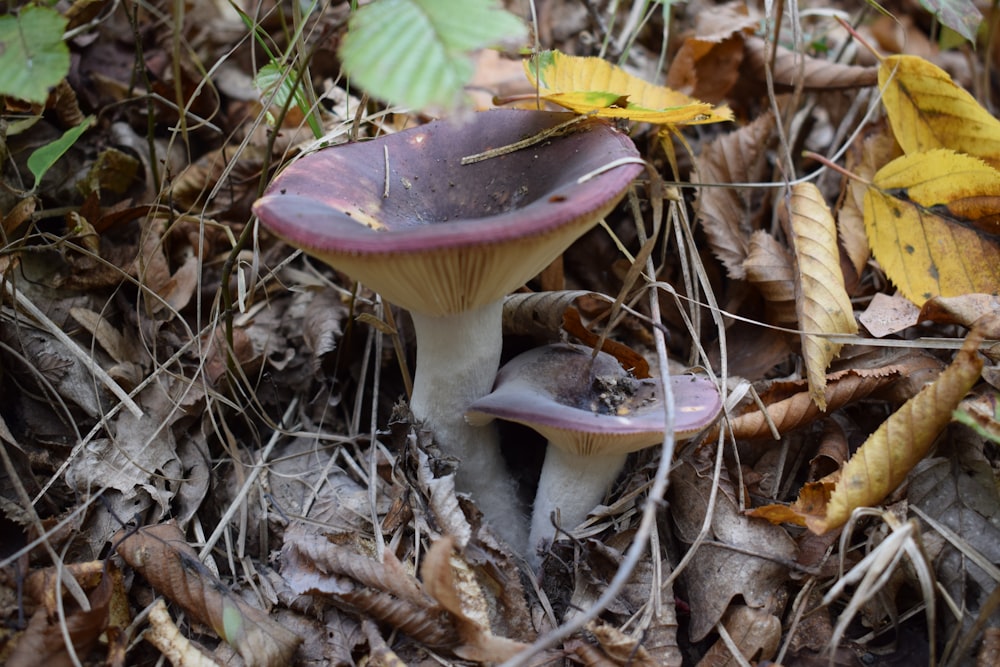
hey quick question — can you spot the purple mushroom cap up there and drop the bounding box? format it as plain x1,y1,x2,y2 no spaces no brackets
466,343,722,455
252,110,643,316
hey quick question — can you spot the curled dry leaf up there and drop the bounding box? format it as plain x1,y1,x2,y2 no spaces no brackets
708,366,906,442
742,35,878,90
918,293,1000,339
693,111,776,279
753,331,984,533
787,182,858,410
879,54,1000,170
420,537,529,663
699,605,782,665
115,523,302,667
587,621,657,666
743,230,797,326
863,149,1000,306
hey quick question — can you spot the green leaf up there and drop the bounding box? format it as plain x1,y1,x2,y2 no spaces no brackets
0,6,70,104
917,0,982,42
339,0,526,112
27,116,94,187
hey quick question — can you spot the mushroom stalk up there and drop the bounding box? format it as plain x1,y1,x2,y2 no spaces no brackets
408,301,526,550
530,446,628,551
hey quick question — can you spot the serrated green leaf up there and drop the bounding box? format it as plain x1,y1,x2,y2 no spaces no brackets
0,6,70,104
339,0,526,111
27,116,94,187
917,0,981,42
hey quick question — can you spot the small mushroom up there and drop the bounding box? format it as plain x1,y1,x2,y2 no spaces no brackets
465,343,721,560
253,110,642,550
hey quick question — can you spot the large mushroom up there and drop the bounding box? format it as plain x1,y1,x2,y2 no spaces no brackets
465,343,722,561
253,110,642,549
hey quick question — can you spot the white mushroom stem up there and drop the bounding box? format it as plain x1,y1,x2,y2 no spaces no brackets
529,445,628,553
407,301,526,551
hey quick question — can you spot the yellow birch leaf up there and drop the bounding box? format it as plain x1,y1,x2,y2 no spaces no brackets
788,183,858,410
879,54,1000,170
524,50,733,125
750,332,983,532
807,331,983,533
863,149,1000,306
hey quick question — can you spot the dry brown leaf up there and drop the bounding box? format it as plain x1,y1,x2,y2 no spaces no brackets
743,229,797,326
711,366,906,442
693,111,777,279
840,127,900,279
918,294,1000,338
787,182,859,410
7,562,115,667
116,522,302,667
588,621,657,666
670,460,795,642
857,292,921,338
666,33,745,104
697,605,781,666
742,35,878,90
279,529,460,650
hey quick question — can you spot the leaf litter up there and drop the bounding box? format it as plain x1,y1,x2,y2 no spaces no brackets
1,1,998,666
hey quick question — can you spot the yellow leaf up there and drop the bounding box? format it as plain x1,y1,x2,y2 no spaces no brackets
524,50,733,125
750,332,983,532
879,55,1000,170
788,183,858,410
808,331,983,533
863,149,1000,306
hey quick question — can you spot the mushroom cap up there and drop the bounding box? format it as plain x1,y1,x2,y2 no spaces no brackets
465,343,722,456
253,110,642,316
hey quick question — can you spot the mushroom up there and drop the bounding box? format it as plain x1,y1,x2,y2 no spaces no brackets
252,110,642,550
465,343,721,559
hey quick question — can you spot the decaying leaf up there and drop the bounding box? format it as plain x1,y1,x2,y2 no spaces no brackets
879,54,1000,169
525,49,732,125
743,35,878,90
116,522,302,667
786,182,859,410
694,111,777,278
670,460,795,642
863,149,1000,306
743,230,797,326
421,537,529,662
699,605,782,665
918,293,1000,338
753,332,984,533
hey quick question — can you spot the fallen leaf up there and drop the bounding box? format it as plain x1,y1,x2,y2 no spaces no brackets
116,523,302,667
698,605,782,664
710,365,906,442
879,54,1000,170
694,112,777,278
756,331,983,533
918,293,1000,338
670,460,795,641
743,35,878,90
787,182,859,410
525,50,733,125
743,230,798,326
858,292,922,338
864,149,1000,305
